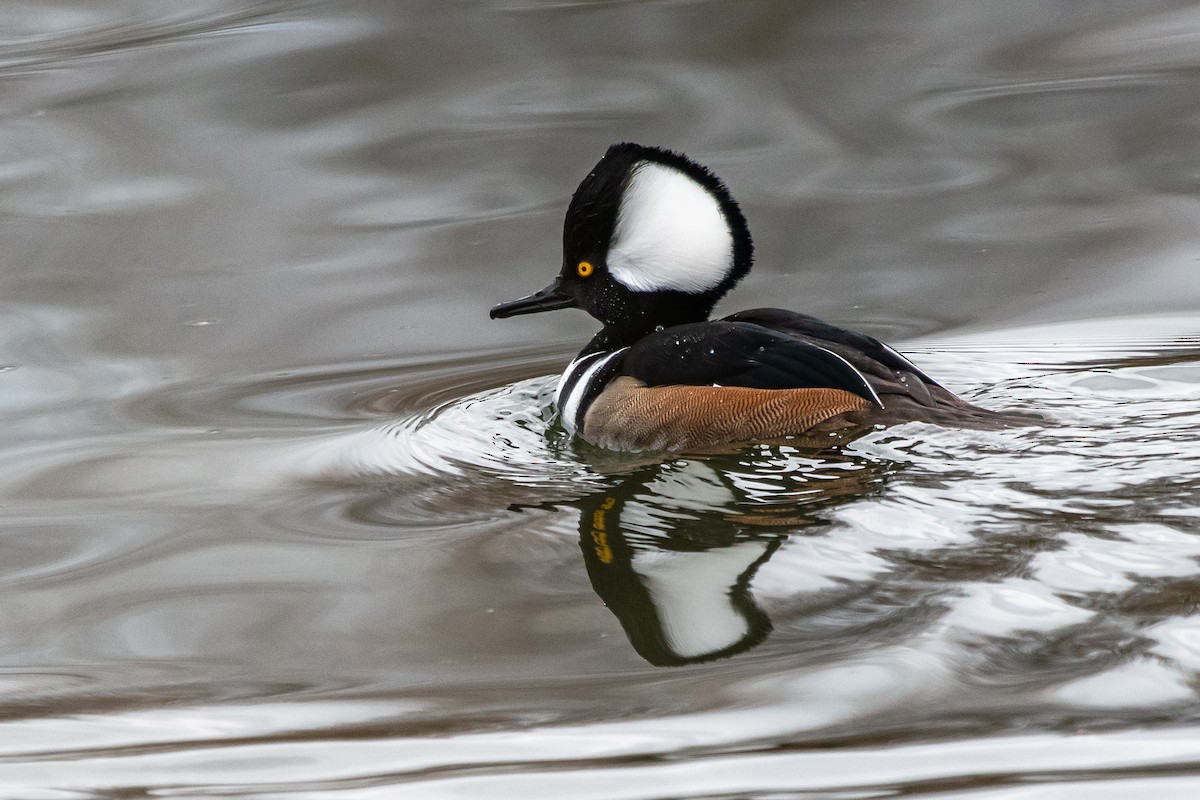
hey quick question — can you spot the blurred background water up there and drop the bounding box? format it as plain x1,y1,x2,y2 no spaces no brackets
1,1,1200,797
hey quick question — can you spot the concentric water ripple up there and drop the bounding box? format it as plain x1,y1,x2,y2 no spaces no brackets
78,311,1198,700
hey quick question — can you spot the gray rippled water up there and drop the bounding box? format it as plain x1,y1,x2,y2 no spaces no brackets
2,1,1200,798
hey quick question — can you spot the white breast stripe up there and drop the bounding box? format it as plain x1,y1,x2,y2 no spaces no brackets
558,348,629,434
555,351,603,410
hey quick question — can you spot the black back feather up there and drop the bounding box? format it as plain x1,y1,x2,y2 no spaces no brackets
723,308,941,386
620,321,882,407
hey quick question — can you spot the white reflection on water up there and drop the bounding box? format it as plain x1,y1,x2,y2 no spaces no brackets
1,703,1200,798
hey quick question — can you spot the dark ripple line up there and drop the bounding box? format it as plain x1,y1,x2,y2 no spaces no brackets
124,344,570,429
0,3,292,70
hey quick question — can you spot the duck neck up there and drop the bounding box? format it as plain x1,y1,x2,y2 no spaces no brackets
582,293,717,355
582,324,653,355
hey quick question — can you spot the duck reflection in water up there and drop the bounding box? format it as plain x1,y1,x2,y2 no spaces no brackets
565,447,891,666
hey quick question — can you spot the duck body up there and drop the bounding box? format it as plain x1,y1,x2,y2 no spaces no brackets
492,143,1023,452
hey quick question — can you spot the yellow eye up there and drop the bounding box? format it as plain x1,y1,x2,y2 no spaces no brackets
577,261,594,278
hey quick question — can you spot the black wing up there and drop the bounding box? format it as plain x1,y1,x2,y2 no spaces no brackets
619,321,883,407
723,308,942,387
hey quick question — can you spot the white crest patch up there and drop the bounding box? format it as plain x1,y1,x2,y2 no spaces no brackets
607,161,733,293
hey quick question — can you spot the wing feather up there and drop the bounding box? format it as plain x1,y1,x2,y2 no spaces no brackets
620,321,883,407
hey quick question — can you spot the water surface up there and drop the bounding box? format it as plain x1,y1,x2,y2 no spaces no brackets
2,1,1200,797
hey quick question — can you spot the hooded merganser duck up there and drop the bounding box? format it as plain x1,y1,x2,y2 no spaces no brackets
491,143,1024,452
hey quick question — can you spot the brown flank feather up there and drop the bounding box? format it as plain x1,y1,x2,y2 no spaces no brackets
582,377,872,451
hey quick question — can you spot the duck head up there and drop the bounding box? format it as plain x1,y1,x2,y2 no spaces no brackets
491,143,753,349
